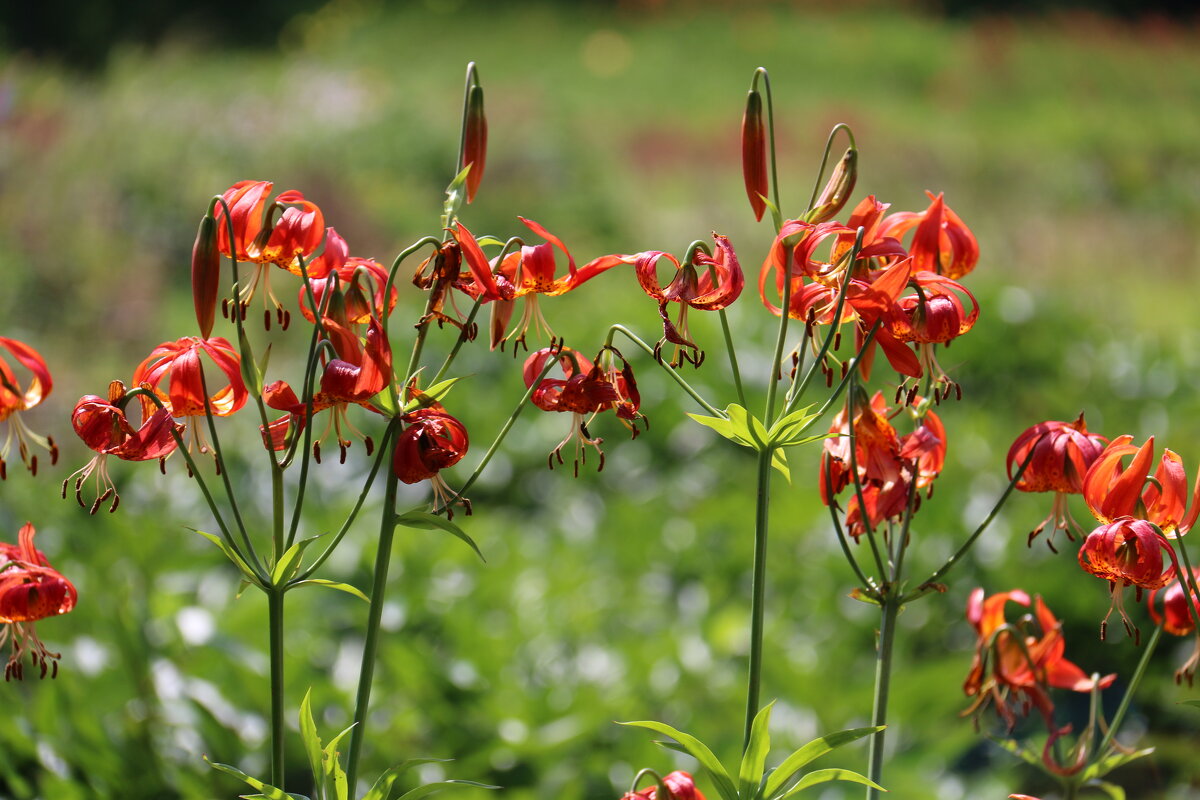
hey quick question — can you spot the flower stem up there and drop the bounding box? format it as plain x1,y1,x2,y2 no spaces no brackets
1097,622,1162,756
346,445,401,791
865,595,899,799
744,446,773,750
267,586,286,790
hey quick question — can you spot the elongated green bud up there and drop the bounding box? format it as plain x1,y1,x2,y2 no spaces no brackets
191,213,220,339
741,89,768,222
462,84,487,204
807,147,858,223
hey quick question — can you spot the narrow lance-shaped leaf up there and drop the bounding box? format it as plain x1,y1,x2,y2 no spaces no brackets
619,720,739,800
777,768,882,798
396,510,486,562
763,726,882,798
739,702,774,800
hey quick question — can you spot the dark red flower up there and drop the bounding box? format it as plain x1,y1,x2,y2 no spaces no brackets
1149,567,1200,683
0,336,56,478
622,771,706,800
0,523,77,680
1078,516,1178,640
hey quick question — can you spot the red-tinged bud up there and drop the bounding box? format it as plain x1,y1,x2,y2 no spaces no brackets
741,89,768,222
462,84,487,204
191,213,221,339
807,147,858,223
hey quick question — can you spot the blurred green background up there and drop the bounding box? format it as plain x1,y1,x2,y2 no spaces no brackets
2,1,1200,798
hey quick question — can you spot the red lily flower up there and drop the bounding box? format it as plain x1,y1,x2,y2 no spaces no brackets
1082,435,1200,535
1149,567,1200,683
214,180,325,326
488,218,619,350
1007,414,1109,549
634,233,744,367
0,336,56,478
877,191,979,280
263,316,392,461
1078,516,1178,641
297,228,396,325
962,588,1115,730
820,390,944,539
393,405,471,515
0,523,77,680
524,345,645,474
622,771,706,800
64,380,182,513
882,270,979,399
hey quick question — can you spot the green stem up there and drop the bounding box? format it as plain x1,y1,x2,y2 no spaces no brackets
267,587,286,790
1097,622,1162,757
751,68,782,230
865,596,899,800
717,308,747,409
744,447,773,750
763,243,793,426
346,447,401,791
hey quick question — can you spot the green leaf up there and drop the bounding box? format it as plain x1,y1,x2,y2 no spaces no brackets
777,769,883,798
763,727,882,798
395,510,485,562
402,378,463,412
989,736,1042,769
619,721,738,800
362,760,453,800
727,404,768,449
299,691,325,800
395,780,498,800
770,448,790,482
240,795,311,800
271,533,325,585
766,405,817,443
475,236,506,247
1085,780,1126,800
441,165,472,228
193,530,263,588
322,724,356,800
205,758,302,800
1182,700,1200,709
289,579,370,603
686,413,747,448
1079,748,1154,781
739,703,774,800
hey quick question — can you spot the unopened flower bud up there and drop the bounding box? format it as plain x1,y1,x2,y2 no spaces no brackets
462,84,487,204
807,147,858,223
741,89,768,222
191,213,221,339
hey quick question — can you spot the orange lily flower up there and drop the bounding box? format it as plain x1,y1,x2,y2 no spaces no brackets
962,588,1115,730
1149,567,1200,683
393,405,471,515
1007,414,1109,549
634,233,744,366
297,228,396,325
877,191,979,280
1082,436,1200,535
0,336,56,478
0,523,77,680
1078,516,1178,641
524,345,645,475
65,381,182,513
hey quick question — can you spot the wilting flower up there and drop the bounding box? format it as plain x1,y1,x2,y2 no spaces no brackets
412,227,508,339
1149,567,1200,683
1082,436,1200,535
877,191,979,280
215,180,325,326
1078,516,1177,641
1007,414,1109,549
622,771,706,800
634,233,744,366
0,336,56,478
962,588,1115,730
64,381,182,513
263,316,392,461
820,390,944,539
133,337,249,453
524,345,645,474
394,405,471,515
0,523,77,680
487,218,619,349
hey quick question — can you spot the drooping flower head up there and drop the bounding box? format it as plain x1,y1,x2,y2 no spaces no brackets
634,233,744,367
1078,516,1178,641
622,771,706,800
962,588,1115,731
524,345,645,475
64,380,182,513
1007,413,1109,550
1082,436,1200,536
394,405,471,516
884,271,979,402
820,390,945,540
877,191,979,280
133,337,248,454
297,228,397,326
1149,567,1200,684
0,523,77,680
0,336,56,478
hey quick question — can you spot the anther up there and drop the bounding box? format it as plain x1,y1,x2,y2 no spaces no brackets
30,455,37,476
222,298,230,318
264,309,272,330
339,443,348,464
364,436,374,456
48,438,58,465
313,442,322,463
834,331,842,350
